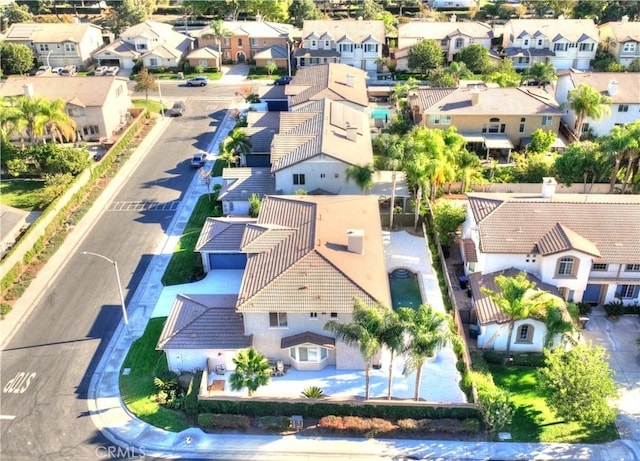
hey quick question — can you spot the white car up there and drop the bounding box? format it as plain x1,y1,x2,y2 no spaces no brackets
104,66,119,76
95,66,108,76
35,65,51,75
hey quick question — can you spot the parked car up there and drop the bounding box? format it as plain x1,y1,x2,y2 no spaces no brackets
186,76,208,87
169,101,185,117
190,153,207,168
94,66,108,76
35,65,51,75
274,76,292,85
60,65,77,76
51,67,64,75
104,66,119,76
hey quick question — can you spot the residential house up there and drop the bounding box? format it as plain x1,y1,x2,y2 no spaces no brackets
428,0,478,8
195,217,257,272
468,268,567,352
501,18,599,70
240,111,280,165
459,179,640,307
598,17,640,69
185,46,220,70
92,21,193,70
4,22,104,70
395,19,493,70
294,20,385,74
0,76,132,142
555,70,640,137
193,20,297,66
408,85,564,157
237,194,391,371
218,167,276,216
0,205,29,257
271,98,373,195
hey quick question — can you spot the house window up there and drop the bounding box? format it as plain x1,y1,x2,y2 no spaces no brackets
618,105,629,112
553,43,568,52
523,39,530,47
251,38,258,46
68,107,85,117
339,43,354,53
325,40,330,48
579,43,594,52
238,38,243,46
625,264,640,272
330,312,338,318
617,284,640,299
289,346,328,363
83,125,99,135
311,40,317,48
519,117,526,133
592,263,608,271
65,43,76,52
455,38,464,49
428,114,451,125
310,312,318,319
541,115,553,126
488,117,500,133
582,122,590,133
223,38,230,46
568,43,577,48
557,257,575,276
441,39,448,47
525,254,536,263
320,173,325,178
537,39,543,47
334,173,339,178
150,58,158,66
516,324,534,343
293,174,305,185
269,312,288,328
116,85,123,97
39,44,49,52
622,42,636,53
365,43,378,53
517,56,530,65
136,43,147,51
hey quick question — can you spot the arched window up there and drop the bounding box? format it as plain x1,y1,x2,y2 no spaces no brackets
558,257,575,276
489,117,500,133
516,324,534,343
238,38,243,46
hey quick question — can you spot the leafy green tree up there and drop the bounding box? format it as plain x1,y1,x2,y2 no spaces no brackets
554,141,607,193
0,43,35,76
427,68,457,88
32,143,89,176
483,58,521,88
445,61,473,85
527,128,556,155
432,200,466,249
229,349,271,396
538,342,617,427
567,83,612,140
543,305,575,349
408,39,444,76
288,0,322,28
264,61,277,76
133,68,158,102
246,0,290,22
601,122,639,192
324,299,387,400
38,173,74,206
0,101,25,142
223,128,252,157
345,163,374,194
3,2,33,24
512,152,556,183
11,95,51,144
478,388,516,433
481,272,559,362
456,44,491,74
218,141,239,168
628,58,640,72
455,149,483,192
392,77,419,113
615,121,640,194
248,193,261,217
116,0,157,30
398,304,452,401
37,98,77,143
522,62,556,87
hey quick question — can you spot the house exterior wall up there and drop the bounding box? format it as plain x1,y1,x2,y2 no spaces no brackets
201,35,288,63
165,348,239,373
476,318,546,352
74,79,131,141
275,156,351,195
222,199,250,216
142,53,179,69
598,23,640,68
187,56,219,69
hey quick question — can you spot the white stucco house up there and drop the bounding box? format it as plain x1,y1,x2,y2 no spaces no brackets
218,167,275,216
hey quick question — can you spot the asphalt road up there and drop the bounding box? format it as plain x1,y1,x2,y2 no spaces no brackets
0,98,229,460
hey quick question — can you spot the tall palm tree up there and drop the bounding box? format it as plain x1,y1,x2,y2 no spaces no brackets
229,348,271,396
0,102,25,142
378,309,405,400
602,124,637,192
324,299,386,400
345,163,375,194
224,128,252,157
403,134,429,230
378,134,407,228
567,83,612,140
218,139,239,167
35,98,76,143
619,121,640,193
398,304,451,401
522,62,556,87
445,61,473,85
481,272,558,362
210,19,231,68
14,95,50,144
455,149,482,193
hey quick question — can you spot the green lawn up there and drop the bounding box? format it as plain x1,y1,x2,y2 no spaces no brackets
161,193,221,286
211,159,225,177
119,317,189,432
0,180,45,210
132,71,223,81
133,99,165,114
490,365,618,443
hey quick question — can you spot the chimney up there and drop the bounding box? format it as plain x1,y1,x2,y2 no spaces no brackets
23,83,34,97
345,122,358,141
471,89,480,106
541,177,557,199
346,74,355,87
347,229,365,255
608,79,618,97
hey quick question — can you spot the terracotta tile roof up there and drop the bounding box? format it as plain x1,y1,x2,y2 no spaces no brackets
468,193,640,263
461,239,478,263
195,217,256,253
281,332,336,349
286,63,369,108
237,195,391,313
468,268,562,325
194,20,297,39
156,294,252,349
410,87,562,116
504,19,599,43
270,98,373,172
599,21,640,42
187,46,220,60
219,167,275,202
566,70,640,104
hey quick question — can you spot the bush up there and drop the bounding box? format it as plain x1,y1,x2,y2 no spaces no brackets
197,413,250,429
318,416,396,436
300,386,325,398
183,372,201,416
397,418,418,431
576,301,593,316
511,353,546,368
604,299,624,317
257,416,292,432
482,351,504,365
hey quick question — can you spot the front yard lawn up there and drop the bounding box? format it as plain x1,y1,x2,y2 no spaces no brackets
133,99,165,114
489,365,618,443
0,180,45,210
120,317,189,432
161,193,221,286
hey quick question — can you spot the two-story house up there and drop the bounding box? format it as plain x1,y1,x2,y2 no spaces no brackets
294,20,385,74
501,18,599,70
4,22,104,70
395,19,493,70
0,75,132,142
408,85,564,158
555,70,640,137
92,21,193,70
598,17,640,69
460,179,640,308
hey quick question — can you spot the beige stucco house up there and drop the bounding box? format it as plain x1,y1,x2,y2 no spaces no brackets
598,18,640,69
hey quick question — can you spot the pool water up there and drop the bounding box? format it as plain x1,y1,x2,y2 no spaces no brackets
389,269,422,310
371,107,391,120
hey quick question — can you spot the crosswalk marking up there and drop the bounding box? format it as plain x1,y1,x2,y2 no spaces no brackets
108,201,181,212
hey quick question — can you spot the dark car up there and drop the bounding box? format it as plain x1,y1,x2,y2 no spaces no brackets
190,153,207,168
186,76,208,87
274,76,292,85
169,101,185,117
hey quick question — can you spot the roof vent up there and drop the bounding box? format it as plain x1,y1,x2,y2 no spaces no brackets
346,74,355,87
541,177,557,199
23,83,34,97
608,79,618,97
347,229,365,255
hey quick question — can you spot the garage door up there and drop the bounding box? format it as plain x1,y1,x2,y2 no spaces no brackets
208,253,247,270
100,59,120,67
267,100,288,112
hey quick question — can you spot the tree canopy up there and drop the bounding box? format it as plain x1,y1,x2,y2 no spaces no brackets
288,0,323,28
407,39,444,76
567,83,612,139
456,44,491,74
0,43,35,76
133,69,158,101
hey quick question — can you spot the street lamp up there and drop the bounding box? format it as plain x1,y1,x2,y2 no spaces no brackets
157,78,165,120
81,251,129,328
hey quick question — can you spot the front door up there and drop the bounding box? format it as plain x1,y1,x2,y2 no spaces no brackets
583,284,602,304
236,51,246,63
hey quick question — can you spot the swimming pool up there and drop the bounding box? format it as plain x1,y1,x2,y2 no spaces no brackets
371,107,391,120
389,268,423,310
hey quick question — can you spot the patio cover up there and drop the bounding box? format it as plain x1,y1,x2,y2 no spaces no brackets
483,134,514,150
460,132,485,143
281,332,336,349
521,136,566,149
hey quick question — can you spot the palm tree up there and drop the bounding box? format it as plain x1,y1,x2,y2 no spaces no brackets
602,124,637,192
567,83,612,140
35,98,76,143
543,305,575,349
481,272,558,362
378,309,405,400
345,163,374,194
403,135,429,230
0,102,25,142
210,19,231,68
455,149,482,193
228,348,271,396
378,134,407,228
324,299,386,400
445,61,473,85
522,62,556,87
218,139,239,167
224,128,252,157
618,121,640,194
398,304,451,401
13,95,50,144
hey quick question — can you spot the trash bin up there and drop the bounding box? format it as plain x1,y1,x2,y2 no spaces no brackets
458,275,468,290
177,71,184,80
469,324,480,339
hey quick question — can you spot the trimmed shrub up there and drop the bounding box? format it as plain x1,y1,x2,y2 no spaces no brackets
183,372,201,416
319,416,396,436
197,413,250,429
257,416,292,432
482,351,504,364
397,418,418,431
511,353,546,368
